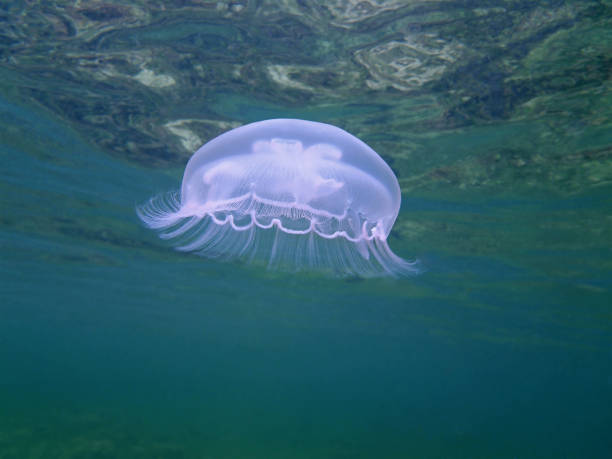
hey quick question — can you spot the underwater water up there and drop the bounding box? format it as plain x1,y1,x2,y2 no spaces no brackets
1,1,611,458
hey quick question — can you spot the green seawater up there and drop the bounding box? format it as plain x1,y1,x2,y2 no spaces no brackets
1,1,611,458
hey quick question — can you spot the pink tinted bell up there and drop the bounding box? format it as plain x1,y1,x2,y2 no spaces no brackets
137,119,419,277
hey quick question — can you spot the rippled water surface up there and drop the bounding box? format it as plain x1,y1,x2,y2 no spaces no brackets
1,1,611,457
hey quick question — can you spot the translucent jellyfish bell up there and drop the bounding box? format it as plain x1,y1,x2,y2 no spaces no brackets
137,119,419,277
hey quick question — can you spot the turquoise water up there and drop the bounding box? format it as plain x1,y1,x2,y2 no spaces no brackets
2,89,610,458
2,2,611,458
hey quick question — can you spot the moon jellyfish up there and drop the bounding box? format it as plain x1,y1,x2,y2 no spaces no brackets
137,119,419,277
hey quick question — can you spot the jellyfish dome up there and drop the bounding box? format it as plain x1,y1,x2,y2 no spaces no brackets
137,119,419,277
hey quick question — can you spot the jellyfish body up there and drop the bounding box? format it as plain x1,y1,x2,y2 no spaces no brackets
138,119,419,277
